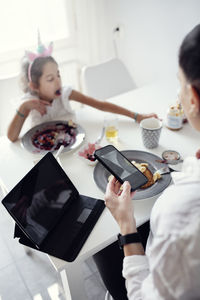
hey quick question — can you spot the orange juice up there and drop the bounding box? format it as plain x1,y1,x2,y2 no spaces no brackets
105,126,118,142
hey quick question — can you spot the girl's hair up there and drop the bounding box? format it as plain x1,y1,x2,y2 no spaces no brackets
20,56,57,93
179,24,200,93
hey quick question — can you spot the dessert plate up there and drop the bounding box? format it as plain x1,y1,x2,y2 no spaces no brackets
93,150,171,200
21,120,85,154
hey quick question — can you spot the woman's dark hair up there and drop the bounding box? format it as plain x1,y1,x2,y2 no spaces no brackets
20,56,57,93
179,24,200,92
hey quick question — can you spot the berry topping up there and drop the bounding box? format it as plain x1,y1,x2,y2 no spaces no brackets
55,89,61,96
86,153,96,161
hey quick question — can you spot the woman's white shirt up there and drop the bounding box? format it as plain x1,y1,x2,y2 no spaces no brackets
123,157,200,300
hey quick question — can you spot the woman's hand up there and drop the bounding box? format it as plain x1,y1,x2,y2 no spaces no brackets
137,113,159,123
196,148,200,159
20,99,51,117
104,176,137,234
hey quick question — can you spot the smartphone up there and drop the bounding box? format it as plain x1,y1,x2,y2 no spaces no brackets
94,145,148,191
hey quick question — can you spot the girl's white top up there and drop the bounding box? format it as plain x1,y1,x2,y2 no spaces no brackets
123,157,200,300
20,86,74,134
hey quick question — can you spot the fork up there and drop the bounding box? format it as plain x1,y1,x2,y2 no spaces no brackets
52,132,67,151
95,126,105,145
156,166,177,175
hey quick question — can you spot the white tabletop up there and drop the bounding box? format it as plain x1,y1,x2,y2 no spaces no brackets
0,80,199,271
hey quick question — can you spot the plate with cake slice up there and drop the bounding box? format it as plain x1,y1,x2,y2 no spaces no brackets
21,120,85,154
93,150,171,200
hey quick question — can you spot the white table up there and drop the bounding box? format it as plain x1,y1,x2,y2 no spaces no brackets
0,80,199,299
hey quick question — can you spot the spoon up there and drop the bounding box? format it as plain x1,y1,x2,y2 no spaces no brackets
55,145,64,159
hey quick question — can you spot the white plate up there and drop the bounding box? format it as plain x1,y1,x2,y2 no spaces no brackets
21,120,85,154
93,150,172,200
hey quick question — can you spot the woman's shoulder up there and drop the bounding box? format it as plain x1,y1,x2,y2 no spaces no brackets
154,174,200,214
172,156,200,184
151,157,200,224
159,156,200,204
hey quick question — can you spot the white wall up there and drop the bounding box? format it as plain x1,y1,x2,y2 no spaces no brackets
75,0,108,66
77,0,200,87
1,0,200,135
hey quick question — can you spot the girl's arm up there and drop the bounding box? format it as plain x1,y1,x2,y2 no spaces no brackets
7,105,28,142
7,99,51,142
69,90,158,122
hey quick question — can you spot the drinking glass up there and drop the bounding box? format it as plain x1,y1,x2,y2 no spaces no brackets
104,114,118,142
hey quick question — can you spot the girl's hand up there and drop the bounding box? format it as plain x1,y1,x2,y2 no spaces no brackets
104,176,137,234
137,113,159,123
20,99,51,117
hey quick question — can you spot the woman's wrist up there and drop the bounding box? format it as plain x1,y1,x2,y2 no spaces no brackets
119,218,137,235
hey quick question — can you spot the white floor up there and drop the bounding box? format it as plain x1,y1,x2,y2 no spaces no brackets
0,190,107,300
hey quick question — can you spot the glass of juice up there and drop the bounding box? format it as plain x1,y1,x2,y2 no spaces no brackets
104,114,118,142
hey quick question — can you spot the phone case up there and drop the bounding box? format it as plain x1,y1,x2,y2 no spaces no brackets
94,145,148,191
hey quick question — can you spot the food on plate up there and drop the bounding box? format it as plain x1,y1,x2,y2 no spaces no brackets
68,120,77,128
108,161,162,190
78,143,101,162
32,121,77,151
131,161,161,189
140,167,155,189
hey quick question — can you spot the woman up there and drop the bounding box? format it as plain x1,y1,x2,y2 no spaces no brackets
100,24,200,299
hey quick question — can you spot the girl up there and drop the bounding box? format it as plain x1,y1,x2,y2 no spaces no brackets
102,24,200,300
7,49,157,142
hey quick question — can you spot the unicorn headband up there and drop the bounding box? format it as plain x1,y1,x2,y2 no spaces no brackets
25,31,53,82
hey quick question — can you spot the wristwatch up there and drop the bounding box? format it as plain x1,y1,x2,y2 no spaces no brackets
118,232,141,249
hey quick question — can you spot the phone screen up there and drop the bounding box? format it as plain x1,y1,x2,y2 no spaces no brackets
95,145,148,191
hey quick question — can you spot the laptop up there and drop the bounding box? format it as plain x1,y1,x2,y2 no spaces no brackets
2,152,105,262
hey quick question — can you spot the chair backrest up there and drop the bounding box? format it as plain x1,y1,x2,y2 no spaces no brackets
0,75,22,136
81,58,136,100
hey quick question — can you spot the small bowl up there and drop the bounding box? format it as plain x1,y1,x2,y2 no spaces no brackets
78,143,101,166
162,150,182,165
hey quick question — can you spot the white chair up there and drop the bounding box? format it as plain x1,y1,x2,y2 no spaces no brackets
0,74,22,136
81,58,136,100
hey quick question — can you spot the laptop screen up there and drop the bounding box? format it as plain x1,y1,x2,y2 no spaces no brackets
2,152,78,247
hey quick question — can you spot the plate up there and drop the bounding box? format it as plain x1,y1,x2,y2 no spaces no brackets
21,120,85,154
93,150,172,200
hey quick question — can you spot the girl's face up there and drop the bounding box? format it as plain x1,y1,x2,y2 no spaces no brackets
178,67,200,131
36,61,62,102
